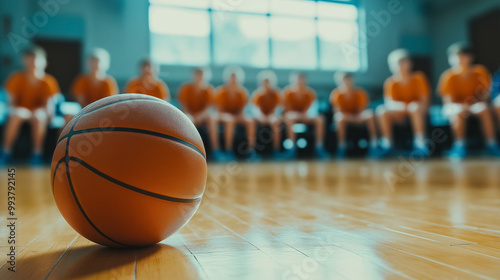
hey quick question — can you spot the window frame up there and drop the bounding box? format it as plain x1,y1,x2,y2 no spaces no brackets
148,0,364,72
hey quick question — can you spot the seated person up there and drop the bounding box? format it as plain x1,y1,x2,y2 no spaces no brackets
214,66,256,158
71,48,118,109
438,43,500,157
330,72,378,157
1,46,60,164
283,72,327,157
178,68,222,160
251,70,282,154
377,49,431,155
125,58,170,101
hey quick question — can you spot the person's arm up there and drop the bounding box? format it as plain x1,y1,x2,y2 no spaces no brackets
416,72,431,108
46,76,61,119
71,76,88,107
123,79,134,94
46,97,55,119
358,90,369,114
108,77,119,95
282,88,292,113
177,85,188,112
330,90,344,114
437,71,454,105
239,88,249,114
250,90,261,113
4,73,19,108
305,89,316,112
476,66,492,102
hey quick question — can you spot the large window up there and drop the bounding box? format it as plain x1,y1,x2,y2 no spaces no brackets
149,0,361,71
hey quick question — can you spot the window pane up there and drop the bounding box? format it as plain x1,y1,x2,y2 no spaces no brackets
150,7,210,65
213,12,270,67
270,17,317,69
149,0,209,9
212,0,268,14
270,0,316,17
317,2,358,20
318,20,359,70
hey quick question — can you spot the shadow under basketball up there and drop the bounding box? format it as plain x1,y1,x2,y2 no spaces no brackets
6,243,200,279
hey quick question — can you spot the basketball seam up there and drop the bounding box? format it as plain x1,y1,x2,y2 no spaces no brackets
82,97,166,116
57,127,206,158
51,157,66,193
68,156,203,203
57,97,205,158
64,111,126,247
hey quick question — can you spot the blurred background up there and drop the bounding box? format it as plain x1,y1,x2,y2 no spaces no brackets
0,0,499,159
0,0,498,101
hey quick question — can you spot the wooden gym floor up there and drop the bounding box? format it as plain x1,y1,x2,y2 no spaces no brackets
1,159,500,280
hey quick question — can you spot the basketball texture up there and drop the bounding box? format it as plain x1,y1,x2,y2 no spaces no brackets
51,94,207,247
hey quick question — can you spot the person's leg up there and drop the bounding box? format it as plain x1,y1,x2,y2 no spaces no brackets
243,115,256,150
284,112,298,146
269,116,282,151
448,105,467,144
207,115,221,151
196,112,220,151
495,97,500,122
314,114,325,149
471,102,499,151
444,103,468,158
222,114,236,152
3,108,31,154
376,105,393,149
408,102,427,152
303,114,327,156
361,110,378,149
30,108,49,157
334,112,349,157
334,112,347,149
376,106,409,150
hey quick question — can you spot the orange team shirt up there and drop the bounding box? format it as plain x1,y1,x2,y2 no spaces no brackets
384,71,431,104
283,87,316,113
252,88,281,116
438,65,491,104
71,74,118,107
330,88,369,115
178,83,213,115
4,71,60,110
214,86,248,115
125,78,169,100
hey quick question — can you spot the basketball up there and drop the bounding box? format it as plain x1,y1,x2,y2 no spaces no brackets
50,94,207,247
3,1,500,278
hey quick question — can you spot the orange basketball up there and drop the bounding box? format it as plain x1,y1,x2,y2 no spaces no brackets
50,94,206,247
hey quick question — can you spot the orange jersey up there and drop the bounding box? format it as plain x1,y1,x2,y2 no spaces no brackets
252,88,281,116
71,74,118,107
438,65,491,104
283,86,316,113
330,88,369,115
125,77,169,100
214,85,248,115
178,83,213,115
4,71,60,110
384,71,430,104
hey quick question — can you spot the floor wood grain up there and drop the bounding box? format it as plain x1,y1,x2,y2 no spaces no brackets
1,159,500,279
